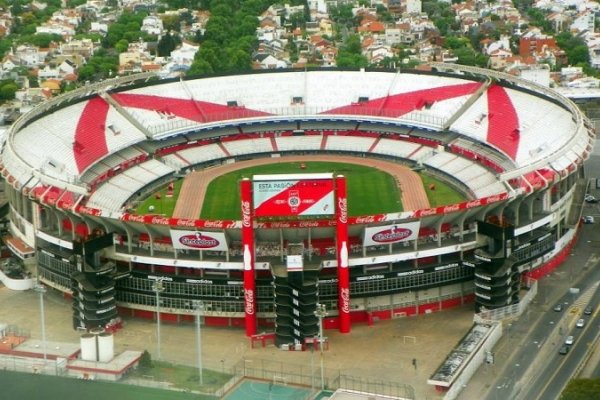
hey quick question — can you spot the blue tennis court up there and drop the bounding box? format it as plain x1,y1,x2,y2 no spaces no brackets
223,379,313,400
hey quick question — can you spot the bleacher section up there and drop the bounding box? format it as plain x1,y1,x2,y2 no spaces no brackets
275,136,323,152
87,160,174,211
368,138,421,159
162,143,226,168
325,135,377,153
221,138,274,156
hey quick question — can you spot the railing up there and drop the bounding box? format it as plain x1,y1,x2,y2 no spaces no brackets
473,279,537,324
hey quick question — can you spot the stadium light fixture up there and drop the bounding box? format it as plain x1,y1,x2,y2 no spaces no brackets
194,300,205,386
33,283,47,363
314,303,327,391
152,277,166,360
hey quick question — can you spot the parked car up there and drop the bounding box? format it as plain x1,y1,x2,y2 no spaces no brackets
559,345,570,355
583,216,595,224
584,305,594,315
584,194,598,203
565,335,574,345
553,303,563,312
576,318,585,328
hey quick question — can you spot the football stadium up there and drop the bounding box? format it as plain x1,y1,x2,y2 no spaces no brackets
0,64,594,347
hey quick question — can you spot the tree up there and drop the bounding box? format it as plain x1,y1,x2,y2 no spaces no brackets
0,81,18,100
138,350,153,373
157,32,181,57
115,39,129,53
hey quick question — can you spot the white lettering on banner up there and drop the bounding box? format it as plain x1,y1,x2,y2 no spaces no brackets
356,274,385,281
151,216,170,225
434,263,459,271
319,278,338,284
176,219,196,227
396,269,424,277
299,221,320,228
443,204,461,213
126,214,144,223
372,228,412,243
149,275,173,281
354,216,375,224
419,208,437,217
203,220,224,228
340,287,350,314
241,201,252,228
486,195,502,203
244,289,255,315
180,234,219,248
338,197,347,224
466,199,482,208
186,279,213,284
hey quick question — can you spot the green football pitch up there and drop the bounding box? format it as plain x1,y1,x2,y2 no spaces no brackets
137,161,464,219
0,370,216,400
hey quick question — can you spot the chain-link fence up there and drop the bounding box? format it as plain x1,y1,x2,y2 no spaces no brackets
233,357,415,399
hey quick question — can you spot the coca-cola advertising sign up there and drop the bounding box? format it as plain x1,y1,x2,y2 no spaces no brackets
363,221,421,246
170,230,228,251
244,288,255,315
338,197,348,224
241,201,252,228
340,287,350,314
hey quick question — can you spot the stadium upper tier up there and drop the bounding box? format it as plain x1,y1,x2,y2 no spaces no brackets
0,66,593,200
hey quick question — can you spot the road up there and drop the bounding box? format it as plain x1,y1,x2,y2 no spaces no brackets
517,288,600,400
459,214,600,400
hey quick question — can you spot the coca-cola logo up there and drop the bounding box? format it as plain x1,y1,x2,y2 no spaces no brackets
465,199,482,208
338,197,347,224
354,216,375,224
204,220,225,228
241,201,252,228
125,214,145,223
176,219,196,227
442,204,461,214
486,195,502,203
418,208,437,217
244,289,255,315
151,216,170,225
372,227,412,243
179,234,219,249
299,221,319,228
340,287,350,314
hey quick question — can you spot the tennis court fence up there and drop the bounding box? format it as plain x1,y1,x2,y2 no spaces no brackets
227,357,415,399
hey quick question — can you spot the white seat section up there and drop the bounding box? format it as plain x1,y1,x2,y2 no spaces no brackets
423,152,458,170
2,147,35,186
12,102,87,178
472,181,507,198
87,182,132,210
161,153,188,170
221,138,273,156
175,143,226,165
370,138,421,158
103,106,147,153
448,94,489,145
275,136,323,152
325,135,376,152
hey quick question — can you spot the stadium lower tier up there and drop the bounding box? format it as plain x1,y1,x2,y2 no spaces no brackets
33,223,578,336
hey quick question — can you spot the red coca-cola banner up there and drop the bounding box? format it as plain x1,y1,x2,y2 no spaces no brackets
335,175,351,334
240,178,257,336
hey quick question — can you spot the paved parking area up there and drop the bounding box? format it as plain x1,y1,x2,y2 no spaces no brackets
0,286,475,399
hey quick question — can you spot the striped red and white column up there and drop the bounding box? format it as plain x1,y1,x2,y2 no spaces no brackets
335,175,351,333
240,178,257,336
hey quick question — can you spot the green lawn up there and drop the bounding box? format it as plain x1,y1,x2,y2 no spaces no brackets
200,161,401,219
132,360,231,393
0,369,216,400
134,161,465,219
420,174,465,207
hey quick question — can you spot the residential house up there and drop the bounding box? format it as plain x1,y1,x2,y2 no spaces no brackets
141,15,163,36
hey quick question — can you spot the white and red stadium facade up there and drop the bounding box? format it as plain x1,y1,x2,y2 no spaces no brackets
0,65,594,345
